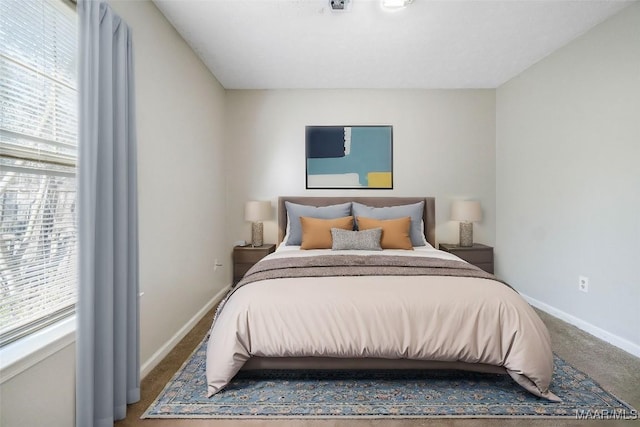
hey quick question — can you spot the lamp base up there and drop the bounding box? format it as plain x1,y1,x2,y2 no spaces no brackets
251,222,264,247
459,222,473,247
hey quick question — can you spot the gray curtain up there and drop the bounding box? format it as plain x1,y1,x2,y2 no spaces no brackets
76,1,140,426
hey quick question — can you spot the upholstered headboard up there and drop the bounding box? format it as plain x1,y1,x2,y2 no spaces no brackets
277,196,436,247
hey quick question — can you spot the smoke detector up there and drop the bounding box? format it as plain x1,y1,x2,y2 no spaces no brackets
330,0,352,12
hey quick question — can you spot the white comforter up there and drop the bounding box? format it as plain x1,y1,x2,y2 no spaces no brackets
206,246,558,401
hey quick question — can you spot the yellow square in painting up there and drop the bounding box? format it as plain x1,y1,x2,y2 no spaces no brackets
367,172,392,188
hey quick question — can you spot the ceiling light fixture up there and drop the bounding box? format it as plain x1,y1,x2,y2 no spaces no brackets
381,0,413,11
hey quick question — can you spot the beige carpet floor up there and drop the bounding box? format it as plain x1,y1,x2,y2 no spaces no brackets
116,307,639,427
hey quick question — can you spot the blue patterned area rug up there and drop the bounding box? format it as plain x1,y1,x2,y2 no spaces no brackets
142,338,636,419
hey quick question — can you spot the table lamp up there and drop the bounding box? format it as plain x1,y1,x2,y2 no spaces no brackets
244,201,271,247
451,200,482,247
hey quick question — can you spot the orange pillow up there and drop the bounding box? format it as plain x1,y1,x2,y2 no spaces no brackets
357,216,413,250
300,216,354,249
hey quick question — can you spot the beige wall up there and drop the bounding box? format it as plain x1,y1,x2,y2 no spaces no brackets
496,3,640,353
110,0,228,367
224,89,496,248
0,1,228,426
0,344,75,427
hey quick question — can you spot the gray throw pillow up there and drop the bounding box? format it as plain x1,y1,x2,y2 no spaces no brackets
285,201,352,245
352,201,426,247
331,227,382,251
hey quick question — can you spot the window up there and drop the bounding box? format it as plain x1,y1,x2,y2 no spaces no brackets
0,0,77,347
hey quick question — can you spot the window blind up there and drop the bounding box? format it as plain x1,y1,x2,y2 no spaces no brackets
0,0,78,346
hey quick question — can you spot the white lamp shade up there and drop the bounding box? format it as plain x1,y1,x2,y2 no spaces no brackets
244,201,271,222
451,200,482,222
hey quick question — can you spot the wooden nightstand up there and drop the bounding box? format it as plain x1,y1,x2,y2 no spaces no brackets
438,243,494,274
233,244,276,286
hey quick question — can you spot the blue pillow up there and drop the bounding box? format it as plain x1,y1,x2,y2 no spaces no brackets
285,201,352,246
352,201,426,247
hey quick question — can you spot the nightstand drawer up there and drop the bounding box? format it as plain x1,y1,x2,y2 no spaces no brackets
232,244,276,286
234,262,253,278
474,262,494,274
234,250,269,264
438,243,494,274
456,250,493,265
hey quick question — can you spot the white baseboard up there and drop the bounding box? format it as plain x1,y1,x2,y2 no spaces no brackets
140,285,230,378
521,293,640,358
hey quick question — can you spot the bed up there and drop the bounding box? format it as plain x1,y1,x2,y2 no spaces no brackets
206,196,559,401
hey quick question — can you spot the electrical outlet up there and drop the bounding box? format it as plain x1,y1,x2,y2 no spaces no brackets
578,276,589,293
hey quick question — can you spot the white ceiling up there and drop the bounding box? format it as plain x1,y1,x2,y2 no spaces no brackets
153,0,634,89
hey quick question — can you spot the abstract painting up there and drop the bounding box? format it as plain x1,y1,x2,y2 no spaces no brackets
305,125,393,189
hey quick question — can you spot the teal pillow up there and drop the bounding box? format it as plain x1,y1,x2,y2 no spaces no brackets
285,201,352,246
352,201,426,247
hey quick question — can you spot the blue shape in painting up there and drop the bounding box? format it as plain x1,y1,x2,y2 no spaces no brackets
306,126,392,187
306,127,345,158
